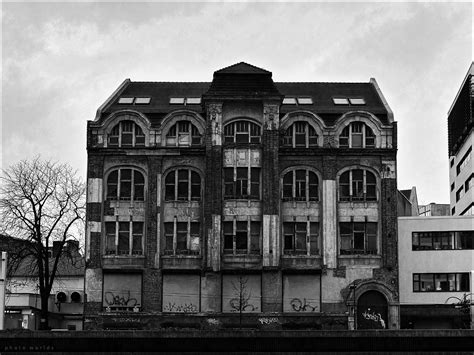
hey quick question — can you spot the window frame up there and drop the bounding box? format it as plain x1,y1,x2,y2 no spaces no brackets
223,120,261,144
163,219,200,256
223,166,260,200
412,231,474,250
339,169,377,202
108,120,146,148
165,121,202,147
282,221,319,256
339,222,377,255
164,169,201,202
413,273,470,292
223,220,261,255
282,122,318,148
106,168,145,202
339,122,376,148
105,220,144,256
281,169,319,202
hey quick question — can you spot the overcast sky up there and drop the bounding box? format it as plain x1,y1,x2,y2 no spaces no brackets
2,1,472,205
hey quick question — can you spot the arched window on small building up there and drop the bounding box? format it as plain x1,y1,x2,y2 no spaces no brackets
165,121,202,147
282,122,318,148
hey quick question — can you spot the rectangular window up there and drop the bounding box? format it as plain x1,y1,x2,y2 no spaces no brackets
224,167,260,200
456,147,472,175
104,221,143,256
283,222,319,255
333,97,349,105
451,183,455,191
297,97,313,105
349,98,366,105
169,97,185,104
456,187,463,202
412,231,474,250
186,97,201,105
163,221,200,256
339,222,377,255
282,97,297,105
223,220,260,255
413,273,470,292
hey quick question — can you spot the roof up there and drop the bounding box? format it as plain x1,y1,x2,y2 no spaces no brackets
97,62,391,126
399,189,412,200
0,235,84,278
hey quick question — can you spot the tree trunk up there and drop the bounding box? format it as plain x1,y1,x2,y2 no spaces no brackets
39,294,50,330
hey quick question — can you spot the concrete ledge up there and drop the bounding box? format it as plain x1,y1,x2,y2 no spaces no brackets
0,330,473,352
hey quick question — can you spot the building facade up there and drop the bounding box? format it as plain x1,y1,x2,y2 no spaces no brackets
84,62,399,330
398,216,474,329
449,63,474,216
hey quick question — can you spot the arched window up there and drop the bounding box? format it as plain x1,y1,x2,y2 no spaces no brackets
165,169,201,201
224,121,261,144
108,121,145,147
339,169,377,201
283,122,318,148
106,168,145,201
339,122,375,148
166,121,201,146
282,170,318,202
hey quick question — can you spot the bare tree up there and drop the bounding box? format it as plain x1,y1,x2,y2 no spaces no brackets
0,157,85,330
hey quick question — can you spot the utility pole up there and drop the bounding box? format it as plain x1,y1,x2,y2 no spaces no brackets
0,252,8,330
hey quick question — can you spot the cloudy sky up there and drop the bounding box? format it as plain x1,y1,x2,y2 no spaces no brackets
2,1,472,205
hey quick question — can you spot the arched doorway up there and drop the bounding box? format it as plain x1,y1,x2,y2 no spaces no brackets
357,290,388,329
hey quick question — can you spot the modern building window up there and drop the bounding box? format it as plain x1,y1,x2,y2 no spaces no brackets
108,120,145,147
165,121,201,146
224,121,261,144
282,122,318,148
456,147,471,175
106,169,145,201
461,203,474,216
282,222,319,255
224,167,260,200
164,169,201,201
451,183,455,192
164,221,200,255
456,186,464,202
223,220,260,255
105,221,143,256
339,222,377,255
339,122,375,148
339,169,377,201
412,231,474,250
413,273,469,292
282,170,318,201
464,174,473,192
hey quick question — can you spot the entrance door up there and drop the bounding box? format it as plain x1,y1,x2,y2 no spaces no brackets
357,290,388,329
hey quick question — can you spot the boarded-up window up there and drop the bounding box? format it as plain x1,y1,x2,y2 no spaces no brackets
162,275,200,313
222,275,261,313
103,274,142,311
283,274,320,312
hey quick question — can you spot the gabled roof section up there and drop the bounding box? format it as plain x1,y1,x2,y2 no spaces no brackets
215,62,271,75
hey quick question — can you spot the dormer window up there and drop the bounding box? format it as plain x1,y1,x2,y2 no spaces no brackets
108,121,145,147
283,122,318,148
339,122,375,148
166,121,201,146
224,121,261,144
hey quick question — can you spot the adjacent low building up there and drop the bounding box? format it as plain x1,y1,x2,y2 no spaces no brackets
398,216,474,329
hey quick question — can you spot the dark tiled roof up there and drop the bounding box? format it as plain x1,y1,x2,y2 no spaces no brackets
99,65,389,126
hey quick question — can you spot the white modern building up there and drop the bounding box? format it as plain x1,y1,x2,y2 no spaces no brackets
449,63,474,216
398,216,474,329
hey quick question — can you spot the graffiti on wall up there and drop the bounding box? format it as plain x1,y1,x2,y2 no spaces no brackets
360,307,386,329
289,298,318,312
104,291,138,308
163,302,198,313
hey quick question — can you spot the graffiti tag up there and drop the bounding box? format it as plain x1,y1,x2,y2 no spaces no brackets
163,302,198,313
104,291,138,307
290,298,318,312
361,308,386,329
